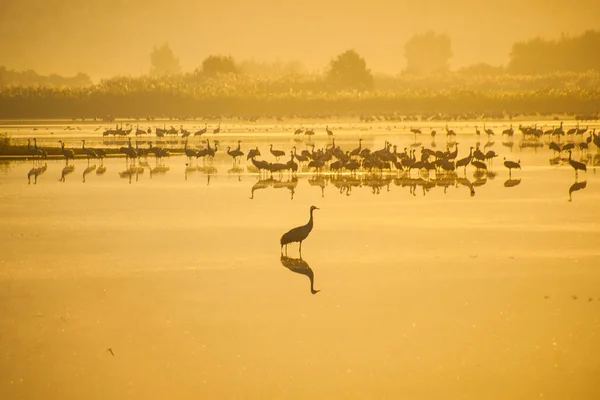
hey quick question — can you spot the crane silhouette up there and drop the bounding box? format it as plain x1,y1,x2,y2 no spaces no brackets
280,256,320,294
81,140,97,163
58,141,75,164
194,123,208,136
280,206,319,257
568,150,586,178
503,158,521,178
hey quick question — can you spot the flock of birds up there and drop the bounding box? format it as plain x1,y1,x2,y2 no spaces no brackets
22,121,600,201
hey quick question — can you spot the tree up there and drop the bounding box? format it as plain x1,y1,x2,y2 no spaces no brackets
326,50,373,90
508,30,600,74
201,55,238,77
404,31,452,75
150,43,181,76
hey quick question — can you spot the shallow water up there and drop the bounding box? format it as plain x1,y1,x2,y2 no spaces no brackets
1,121,600,399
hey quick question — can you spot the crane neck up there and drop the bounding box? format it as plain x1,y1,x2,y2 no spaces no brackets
307,208,315,228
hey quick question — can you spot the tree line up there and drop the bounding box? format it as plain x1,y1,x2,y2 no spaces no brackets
0,67,92,88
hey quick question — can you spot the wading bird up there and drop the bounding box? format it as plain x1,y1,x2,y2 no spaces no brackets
58,141,75,164
81,140,97,162
568,150,586,178
503,157,521,178
280,206,319,257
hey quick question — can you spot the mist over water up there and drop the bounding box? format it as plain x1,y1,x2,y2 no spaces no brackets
2,1,600,398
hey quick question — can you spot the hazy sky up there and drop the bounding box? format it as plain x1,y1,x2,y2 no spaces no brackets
1,0,598,79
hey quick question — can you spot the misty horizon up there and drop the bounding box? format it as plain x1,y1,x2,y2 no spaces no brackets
1,0,599,79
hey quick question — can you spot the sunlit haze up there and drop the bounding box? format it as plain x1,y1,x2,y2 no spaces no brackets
1,0,599,78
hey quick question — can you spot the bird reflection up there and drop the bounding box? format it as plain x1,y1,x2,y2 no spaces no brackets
456,176,476,197
27,163,47,184
119,166,144,183
96,165,107,175
308,175,328,197
82,164,96,183
149,165,169,178
198,166,217,185
504,178,521,188
250,178,275,199
568,181,587,202
273,177,298,199
280,256,320,294
59,165,75,182
184,165,196,180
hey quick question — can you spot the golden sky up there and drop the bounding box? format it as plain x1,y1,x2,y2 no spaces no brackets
1,0,598,78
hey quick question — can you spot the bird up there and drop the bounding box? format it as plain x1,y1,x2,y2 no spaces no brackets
33,139,47,160
184,140,197,161
562,143,575,152
247,147,261,160
483,124,495,138
326,125,333,136
119,138,137,164
226,144,244,164
280,206,319,257
213,122,221,134
503,157,521,178
456,147,473,172
471,160,487,171
549,142,561,155
194,123,208,136
27,139,40,162
502,124,514,136
81,140,97,162
270,144,285,160
58,140,75,164
350,139,363,157
568,150,586,178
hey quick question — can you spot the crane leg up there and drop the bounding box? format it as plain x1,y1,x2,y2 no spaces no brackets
299,241,302,259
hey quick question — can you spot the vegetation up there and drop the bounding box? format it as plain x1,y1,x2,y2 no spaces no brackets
150,43,181,76
0,66,91,87
0,70,599,119
404,32,452,75
508,30,600,74
326,50,373,91
200,55,239,77
2,30,600,119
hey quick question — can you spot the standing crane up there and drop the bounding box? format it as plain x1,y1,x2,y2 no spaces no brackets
58,140,75,164
81,140,97,163
194,123,207,136
280,206,319,257
503,157,521,178
568,150,586,178
270,144,285,160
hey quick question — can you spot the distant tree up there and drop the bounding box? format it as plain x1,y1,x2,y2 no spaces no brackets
201,55,238,77
150,43,181,76
0,66,92,87
326,50,373,90
404,31,452,75
508,30,600,74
